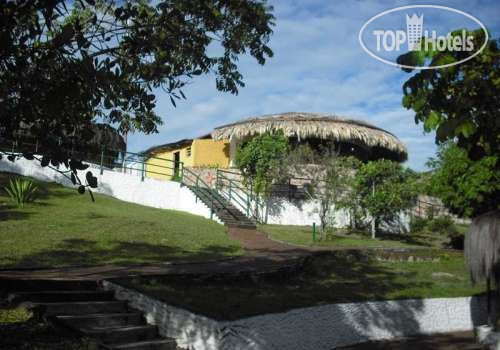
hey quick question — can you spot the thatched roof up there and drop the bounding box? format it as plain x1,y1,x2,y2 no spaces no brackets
465,210,500,284
88,123,126,152
212,112,408,161
3,122,126,152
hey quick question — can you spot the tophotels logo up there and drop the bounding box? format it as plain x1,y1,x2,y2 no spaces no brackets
372,13,473,53
406,14,423,51
359,5,489,69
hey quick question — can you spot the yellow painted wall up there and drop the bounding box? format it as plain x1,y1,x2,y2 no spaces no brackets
145,144,193,180
144,138,230,180
192,139,230,168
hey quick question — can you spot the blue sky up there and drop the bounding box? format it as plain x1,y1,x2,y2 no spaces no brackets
127,0,499,171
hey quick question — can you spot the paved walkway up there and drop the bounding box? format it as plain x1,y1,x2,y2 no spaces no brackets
337,331,481,350
0,228,313,281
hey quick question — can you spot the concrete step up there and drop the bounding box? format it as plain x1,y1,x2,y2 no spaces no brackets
9,290,115,303
219,215,253,221
228,224,257,229
83,325,158,344
221,217,253,224
54,312,144,328
102,338,178,350
35,300,128,316
187,185,256,228
0,279,98,292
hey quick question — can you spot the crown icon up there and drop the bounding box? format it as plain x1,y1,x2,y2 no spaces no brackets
406,13,424,51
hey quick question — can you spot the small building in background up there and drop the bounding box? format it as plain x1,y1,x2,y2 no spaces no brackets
141,134,230,181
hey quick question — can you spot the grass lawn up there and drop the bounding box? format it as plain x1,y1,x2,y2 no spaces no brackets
259,224,447,249
0,172,242,268
118,250,483,321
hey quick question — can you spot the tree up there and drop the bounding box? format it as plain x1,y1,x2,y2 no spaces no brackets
284,145,357,234
398,29,500,325
397,29,499,162
352,160,418,238
234,131,288,196
0,0,274,195
427,142,499,218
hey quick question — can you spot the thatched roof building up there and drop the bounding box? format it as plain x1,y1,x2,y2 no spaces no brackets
212,112,408,162
1,122,126,153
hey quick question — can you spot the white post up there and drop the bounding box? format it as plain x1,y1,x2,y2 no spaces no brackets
371,181,376,239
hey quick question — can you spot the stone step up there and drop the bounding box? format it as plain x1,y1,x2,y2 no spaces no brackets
102,338,178,350
0,279,98,292
35,300,128,316
225,222,255,226
222,218,255,225
228,224,257,229
54,312,144,328
218,214,253,220
83,325,158,344
9,290,115,303
186,185,256,228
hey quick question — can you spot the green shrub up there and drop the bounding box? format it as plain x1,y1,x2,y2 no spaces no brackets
410,217,429,233
3,178,38,208
428,216,457,235
0,307,32,323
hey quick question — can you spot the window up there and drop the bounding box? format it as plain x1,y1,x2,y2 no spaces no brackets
186,147,191,157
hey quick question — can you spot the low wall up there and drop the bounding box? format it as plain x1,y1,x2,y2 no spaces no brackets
0,157,220,223
266,197,351,227
220,177,409,230
103,280,488,350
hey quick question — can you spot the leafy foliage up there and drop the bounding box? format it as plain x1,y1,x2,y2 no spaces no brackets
426,142,499,218
410,215,460,237
349,160,418,237
410,215,466,250
398,30,499,160
0,0,274,166
398,30,499,218
235,131,289,196
4,177,38,208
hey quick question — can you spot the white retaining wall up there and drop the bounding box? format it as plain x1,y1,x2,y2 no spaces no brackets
221,185,410,231
0,157,220,222
103,280,488,350
266,197,351,227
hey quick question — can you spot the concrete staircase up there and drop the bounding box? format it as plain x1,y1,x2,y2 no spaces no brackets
187,185,257,229
8,281,178,350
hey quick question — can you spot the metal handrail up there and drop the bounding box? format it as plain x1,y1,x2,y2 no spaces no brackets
218,185,248,214
217,176,248,203
216,169,264,223
0,139,184,181
181,166,239,221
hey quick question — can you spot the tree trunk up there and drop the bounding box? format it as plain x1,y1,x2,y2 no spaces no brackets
496,283,500,331
371,217,376,239
371,181,376,239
